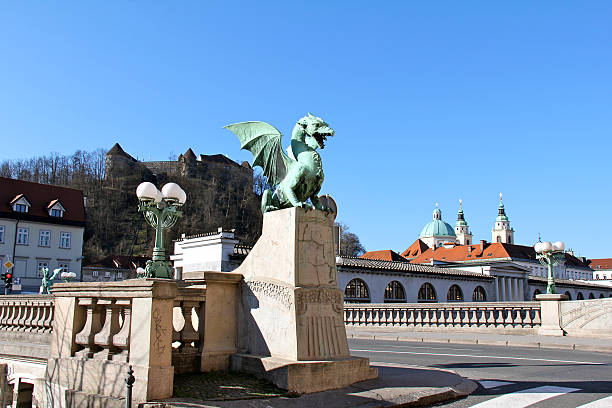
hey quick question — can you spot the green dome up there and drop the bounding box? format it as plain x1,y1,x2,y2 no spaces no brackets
496,202,509,222
420,207,456,238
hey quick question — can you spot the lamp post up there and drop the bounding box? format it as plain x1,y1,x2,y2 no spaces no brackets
136,182,186,278
534,240,565,295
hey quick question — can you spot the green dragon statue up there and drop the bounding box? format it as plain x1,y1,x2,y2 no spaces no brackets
225,113,334,213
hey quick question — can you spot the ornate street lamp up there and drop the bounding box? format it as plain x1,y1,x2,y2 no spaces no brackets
136,182,186,278
534,240,565,295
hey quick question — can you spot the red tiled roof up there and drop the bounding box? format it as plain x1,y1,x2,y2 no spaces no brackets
84,255,149,269
410,241,590,269
0,177,85,225
401,239,430,259
590,258,612,270
360,250,408,262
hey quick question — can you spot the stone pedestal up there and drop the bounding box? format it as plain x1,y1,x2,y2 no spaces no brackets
537,293,567,336
45,279,177,405
231,208,377,393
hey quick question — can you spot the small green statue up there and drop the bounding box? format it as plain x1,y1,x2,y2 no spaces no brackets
225,113,334,213
40,267,62,294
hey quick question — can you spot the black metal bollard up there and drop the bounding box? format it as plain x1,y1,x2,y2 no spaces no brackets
125,365,135,408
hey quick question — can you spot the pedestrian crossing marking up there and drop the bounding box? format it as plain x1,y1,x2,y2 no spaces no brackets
478,380,514,389
469,385,580,408
576,396,612,408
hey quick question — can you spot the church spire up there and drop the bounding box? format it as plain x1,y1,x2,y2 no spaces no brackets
455,199,472,245
492,192,514,244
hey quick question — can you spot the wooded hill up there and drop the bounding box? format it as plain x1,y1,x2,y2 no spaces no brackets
0,147,264,264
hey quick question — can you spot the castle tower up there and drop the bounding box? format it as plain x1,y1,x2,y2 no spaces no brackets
455,199,473,245
492,193,514,244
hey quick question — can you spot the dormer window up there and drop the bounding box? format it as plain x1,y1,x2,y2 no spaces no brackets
10,194,31,213
47,200,65,218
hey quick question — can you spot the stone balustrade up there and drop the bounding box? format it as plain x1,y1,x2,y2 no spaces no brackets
172,283,206,374
344,302,541,331
0,295,54,333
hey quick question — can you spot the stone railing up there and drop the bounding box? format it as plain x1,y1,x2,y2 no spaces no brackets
0,295,54,333
172,283,206,374
344,302,541,332
559,297,611,337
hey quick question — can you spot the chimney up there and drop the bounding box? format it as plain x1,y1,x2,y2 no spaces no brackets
480,240,487,252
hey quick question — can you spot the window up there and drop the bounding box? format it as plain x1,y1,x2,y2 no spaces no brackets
472,286,487,301
92,270,99,277
384,281,406,303
418,283,437,303
51,209,63,217
564,291,572,300
60,232,71,249
105,271,111,278
447,285,464,302
496,236,501,243
14,204,28,213
117,271,123,279
0,225,4,243
588,293,595,299
37,261,49,277
16,228,29,245
577,292,584,300
599,294,604,298
39,230,51,247
344,279,370,303
58,263,69,273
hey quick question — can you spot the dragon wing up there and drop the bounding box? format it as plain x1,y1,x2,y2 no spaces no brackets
224,121,295,187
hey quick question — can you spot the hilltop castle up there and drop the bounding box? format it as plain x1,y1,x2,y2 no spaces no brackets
104,143,253,187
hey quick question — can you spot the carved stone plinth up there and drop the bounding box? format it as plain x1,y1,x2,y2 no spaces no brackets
233,208,377,392
537,293,567,336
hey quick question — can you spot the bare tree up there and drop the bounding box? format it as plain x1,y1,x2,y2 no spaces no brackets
335,221,366,257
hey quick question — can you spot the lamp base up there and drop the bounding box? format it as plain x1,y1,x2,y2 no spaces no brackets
142,260,173,279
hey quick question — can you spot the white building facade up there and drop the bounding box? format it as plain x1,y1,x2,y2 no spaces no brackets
0,177,85,293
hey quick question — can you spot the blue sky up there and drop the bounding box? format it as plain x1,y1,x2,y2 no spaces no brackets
1,2,611,257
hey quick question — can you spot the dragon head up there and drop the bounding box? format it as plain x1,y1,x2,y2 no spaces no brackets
298,113,334,150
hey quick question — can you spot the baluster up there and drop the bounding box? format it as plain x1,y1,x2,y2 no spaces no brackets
20,301,33,332
523,307,533,326
112,300,131,361
172,302,183,346
494,307,504,327
430,308,438,327
504,307,514,326
458,307,465,327
75,298,104,358
180,301,200,351
12,301,25,331
43,303,54,332
34,301,47,332
532,307,542,326
515,307,524,327
0,302,8,329
93,299,122,360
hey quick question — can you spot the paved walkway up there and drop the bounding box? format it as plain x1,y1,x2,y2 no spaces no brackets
143,363,477,407
346,327,612,353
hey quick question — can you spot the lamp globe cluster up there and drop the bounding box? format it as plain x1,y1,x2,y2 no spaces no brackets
534,240,565,254
136,182,186,205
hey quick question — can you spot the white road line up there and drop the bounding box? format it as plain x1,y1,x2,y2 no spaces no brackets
478,380,515,389
576,396,612,407
469,385,580,408
374,344,483,352
349,348,605,365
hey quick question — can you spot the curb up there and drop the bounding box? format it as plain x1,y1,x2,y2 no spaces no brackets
378,377,478,407
348,333,612,353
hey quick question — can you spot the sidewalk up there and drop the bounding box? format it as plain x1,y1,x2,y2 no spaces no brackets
142,363,478,408
346,327,612,353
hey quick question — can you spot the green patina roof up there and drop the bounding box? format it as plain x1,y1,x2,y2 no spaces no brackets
420,207,456,238
496,203,509,222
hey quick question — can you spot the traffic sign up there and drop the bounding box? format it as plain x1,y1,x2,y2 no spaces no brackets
3,261,13,270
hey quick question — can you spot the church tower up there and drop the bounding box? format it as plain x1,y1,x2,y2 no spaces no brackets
455,199,473,245
492,193,515,244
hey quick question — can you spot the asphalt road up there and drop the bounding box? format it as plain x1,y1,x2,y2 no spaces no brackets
348,338,612,408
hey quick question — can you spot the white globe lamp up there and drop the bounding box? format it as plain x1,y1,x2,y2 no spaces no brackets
162,183,187,204
553,241,565,252
136,182,159,201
